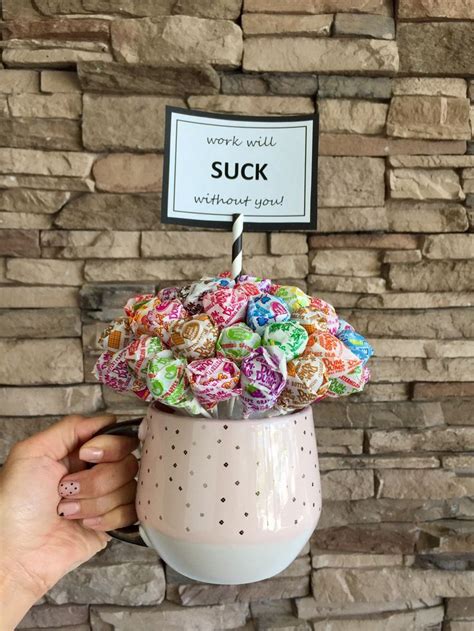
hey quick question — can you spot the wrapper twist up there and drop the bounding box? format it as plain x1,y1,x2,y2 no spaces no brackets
186,357,241,410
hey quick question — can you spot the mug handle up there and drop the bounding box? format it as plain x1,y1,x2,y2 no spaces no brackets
88,418,147,547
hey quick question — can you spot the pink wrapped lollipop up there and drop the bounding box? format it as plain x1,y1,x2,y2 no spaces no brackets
304,331,362,378
186,357,241,410
277,353,329,412
169,314,218,360
202,286,248,328
94,349,133,393
130,297,188,339
240,346,287,416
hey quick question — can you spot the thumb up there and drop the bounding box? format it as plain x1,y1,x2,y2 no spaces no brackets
13,415,116,462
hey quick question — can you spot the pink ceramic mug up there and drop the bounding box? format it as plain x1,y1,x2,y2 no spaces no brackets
95,404,321,584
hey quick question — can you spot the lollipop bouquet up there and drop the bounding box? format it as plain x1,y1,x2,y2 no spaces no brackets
94,273,373,419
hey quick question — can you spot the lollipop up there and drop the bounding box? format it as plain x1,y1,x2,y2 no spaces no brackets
130,297,188,339
305,331,362,377
180,277,234,314
262,321,309,361
327,364,370,397
146,355,204,415
124,293,154,318
277,353,329,412
98,317,133,353
202,286,248,328
246,294,291,336
157,286,180,301
336,319,374,364
292,306,328,335
216,323,261,363
237,275,272,293
271,285,311,312
186,357,241,410
240,346,287,416
94,350,134,393
309,297,339,334
125,335,172,376
169,314,218,360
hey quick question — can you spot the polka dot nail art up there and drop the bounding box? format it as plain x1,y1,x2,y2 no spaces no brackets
59,481,79,497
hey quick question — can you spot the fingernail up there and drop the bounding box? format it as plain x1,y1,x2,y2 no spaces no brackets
59,481,80,497
58,502,80,517
83,516,102,528
80,447,104,462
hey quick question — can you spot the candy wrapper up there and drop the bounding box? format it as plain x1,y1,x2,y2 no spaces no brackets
157,286,180,301
180,277,234,314
186,357,241,410
125,335,172,376
237,274,272,293
216,323,261,363
240,346,287,416
262,321,309,361
94,350,133,393
336,319,374,364
271,285,311,312
309,297,339,335
246,294,291,336
327,364,370,397
305,331,362,377
277,353,329,412
130,297,188,340
124,293,154,318
203,286,248,328
146,355,205,415
98,317,133,352
292,306,328,335
169,314,218,360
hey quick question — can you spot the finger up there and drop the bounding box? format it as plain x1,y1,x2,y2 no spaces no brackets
83,503,138,531
58,454,138,499
79,434,139,464
58,480,136,520
14,415,117,462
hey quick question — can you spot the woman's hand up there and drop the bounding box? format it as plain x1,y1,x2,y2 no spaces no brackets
0,414,139,629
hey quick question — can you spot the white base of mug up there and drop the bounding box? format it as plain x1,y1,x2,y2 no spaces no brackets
139,526,314,585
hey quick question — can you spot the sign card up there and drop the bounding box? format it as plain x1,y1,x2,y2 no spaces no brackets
161,106,318,231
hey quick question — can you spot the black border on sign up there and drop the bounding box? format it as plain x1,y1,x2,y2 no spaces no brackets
161,106,319,232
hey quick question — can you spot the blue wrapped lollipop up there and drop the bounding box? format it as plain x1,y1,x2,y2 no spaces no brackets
246,294,291,336
336,319,374,364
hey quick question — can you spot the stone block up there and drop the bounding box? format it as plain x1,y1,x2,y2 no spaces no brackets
3,47,113,68
382,250,422,263
242,14,333,37
318,76,391,100
47,562,165,606
269,233,307,255
319,157,385,207
41,231,140,259
92,154,162,193
371,338,474,358
320,455,439,470
422,234,474,259
393,78,467,98
41,70,81,93
376,470,474,500
312,524,418,554
388,261,474,292
389,155,474,168
0,308,81,337
319,99,388,135
398,22,474,76
334,13,395,39
243,1,393,16
389,168,464,201
83,94,185,151
0,148,95,177
78,61,220,95
0,417,59,463
0,230,40,257
315,428,364,455
141,231,267,258
368,428,474,454
8,93,82,119
398,0,474,19
0,189,71,214
295,596,442,620
317,207,388,233
309,276,386,294
0,385,103,416
312,606,444,630
55,194,161,230
0,69,39,93
188,95,314,115
0,117,82,151
6,259,84,286
243,38,399,74
18,604,89,629
0,286,78,309
0,175,94,192
357,292,474,309
312,567,474,606
387,96,471,140
321,470,374,500
5,17,110,41
111,17,243,68
386,201,469,233
320,134,467,156
0,212,53,230
310,249,381,276
416,382,474,400
446,597,474,620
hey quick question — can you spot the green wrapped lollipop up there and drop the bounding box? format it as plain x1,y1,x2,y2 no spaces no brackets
262,320,309,361
216,322,261,363
272,285,311,312
146,355,205,415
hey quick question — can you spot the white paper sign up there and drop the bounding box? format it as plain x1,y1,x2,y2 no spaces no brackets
161,107,318,231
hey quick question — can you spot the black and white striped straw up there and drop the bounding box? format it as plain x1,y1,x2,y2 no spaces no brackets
232,213,244,281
